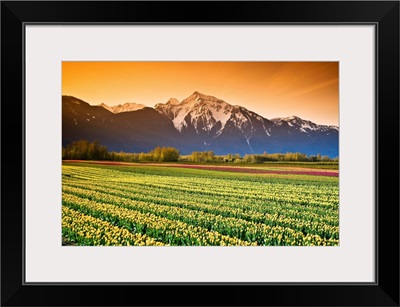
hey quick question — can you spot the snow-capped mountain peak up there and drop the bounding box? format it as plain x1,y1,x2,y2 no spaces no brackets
271,115,338,133
155,91,234,133
98,102,146,114
166,98,180,105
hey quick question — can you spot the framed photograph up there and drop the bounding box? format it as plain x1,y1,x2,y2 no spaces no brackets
2,1,399,306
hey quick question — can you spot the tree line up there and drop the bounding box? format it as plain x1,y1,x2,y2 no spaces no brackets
62,140,109,161
62,140,338,163
109,146,180,162
62,140,180,162
186,151,336,163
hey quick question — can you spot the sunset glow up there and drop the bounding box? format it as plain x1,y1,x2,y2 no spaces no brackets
62,62,338,126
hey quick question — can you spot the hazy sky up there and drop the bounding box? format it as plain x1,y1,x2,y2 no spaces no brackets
62,62,338,126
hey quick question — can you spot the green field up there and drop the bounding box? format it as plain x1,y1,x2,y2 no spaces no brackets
62,162,339,246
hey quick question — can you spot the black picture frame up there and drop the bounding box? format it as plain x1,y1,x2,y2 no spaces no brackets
1,1,399,306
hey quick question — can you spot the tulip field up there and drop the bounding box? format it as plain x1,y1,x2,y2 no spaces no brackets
62,162,339,246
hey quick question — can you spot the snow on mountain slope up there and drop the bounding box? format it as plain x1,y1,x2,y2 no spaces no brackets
99,102,146,113
272,115,339,133
155,91,235,133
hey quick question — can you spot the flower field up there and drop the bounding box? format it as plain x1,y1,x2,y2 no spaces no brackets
62,162,339,246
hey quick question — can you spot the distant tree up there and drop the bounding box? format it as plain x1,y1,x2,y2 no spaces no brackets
320,155,330,162
160,147,180,162
223,153,233,162
151,147,162,162
190,151,200,163
134,146,181,162
138,152,153,162
243,154,253,163
189,150,215,163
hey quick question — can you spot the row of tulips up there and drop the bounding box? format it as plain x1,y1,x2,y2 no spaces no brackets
63,165,338,209
63,192,338,246
62,206,165,246
63,193,256,246
62,184,339,240
63,166,338,224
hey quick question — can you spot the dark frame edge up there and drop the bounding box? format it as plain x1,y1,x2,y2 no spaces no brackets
1,1,25,306
376,1,400,304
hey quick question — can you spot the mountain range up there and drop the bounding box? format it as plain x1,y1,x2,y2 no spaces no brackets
62,92,339,157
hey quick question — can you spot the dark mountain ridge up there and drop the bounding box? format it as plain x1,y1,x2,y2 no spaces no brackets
62,93,339,157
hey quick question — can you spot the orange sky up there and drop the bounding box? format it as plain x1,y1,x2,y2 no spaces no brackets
62,62,338,126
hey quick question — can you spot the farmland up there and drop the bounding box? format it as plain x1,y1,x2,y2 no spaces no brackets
62,162,339,246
